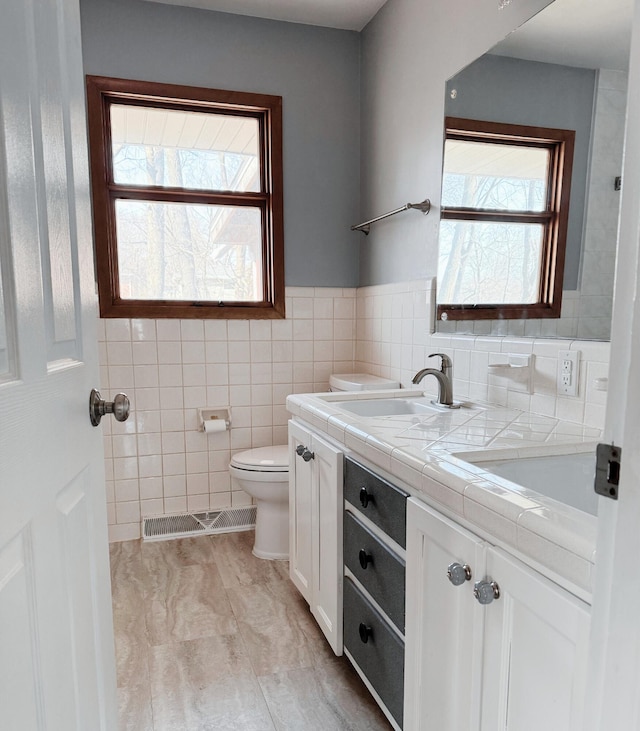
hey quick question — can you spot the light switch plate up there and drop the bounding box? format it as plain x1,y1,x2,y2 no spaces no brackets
557,350,580,396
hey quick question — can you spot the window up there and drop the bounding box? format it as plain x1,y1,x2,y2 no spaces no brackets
437,117,574,321
85,76,284,319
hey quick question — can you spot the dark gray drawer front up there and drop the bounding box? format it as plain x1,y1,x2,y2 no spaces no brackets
344,458,408,548
344,511,405,633
344,577,404,727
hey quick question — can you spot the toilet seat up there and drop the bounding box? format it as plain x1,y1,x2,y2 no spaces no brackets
230,445,289,472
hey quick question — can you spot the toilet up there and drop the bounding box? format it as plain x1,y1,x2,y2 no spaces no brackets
230,373,400,560
230,445,290,560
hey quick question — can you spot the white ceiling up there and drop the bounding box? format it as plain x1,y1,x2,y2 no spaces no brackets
491,0,632,71
143,0,388,31
143,0,633,70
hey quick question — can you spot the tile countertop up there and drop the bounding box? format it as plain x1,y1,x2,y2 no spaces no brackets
286,388,601,602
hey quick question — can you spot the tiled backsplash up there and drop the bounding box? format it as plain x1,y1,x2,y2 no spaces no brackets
99,287,356,541
102,279,610,542
355,279,610,431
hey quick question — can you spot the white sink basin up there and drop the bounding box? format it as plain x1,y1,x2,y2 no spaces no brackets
333,398,441,417
474,452,597,515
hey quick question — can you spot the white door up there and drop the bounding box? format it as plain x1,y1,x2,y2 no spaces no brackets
586,0,640,725
0,0,118,729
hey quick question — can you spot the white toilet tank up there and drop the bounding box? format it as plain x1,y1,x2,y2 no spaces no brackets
329,373,400,392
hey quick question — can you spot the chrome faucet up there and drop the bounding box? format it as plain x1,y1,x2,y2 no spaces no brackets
412,353,456,407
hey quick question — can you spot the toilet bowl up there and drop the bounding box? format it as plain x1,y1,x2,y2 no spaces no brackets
230,374,399,560
229,445,289,560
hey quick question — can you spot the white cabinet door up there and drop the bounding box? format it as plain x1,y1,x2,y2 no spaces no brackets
288,420,314,603
480,547,590,731
288,420,343,654
309,432,343,654
404,498,485,731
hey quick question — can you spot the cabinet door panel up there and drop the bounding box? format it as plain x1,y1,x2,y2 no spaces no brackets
311,433,343,654
288,420,313,602
404,498,485,731
480,547,590,731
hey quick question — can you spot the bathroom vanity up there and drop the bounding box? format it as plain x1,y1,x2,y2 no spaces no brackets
287,389,597,731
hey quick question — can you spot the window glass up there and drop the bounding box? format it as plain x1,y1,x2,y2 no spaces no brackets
442,139,549,212
438,220,543,305
110,105,260,192
115,201,263,301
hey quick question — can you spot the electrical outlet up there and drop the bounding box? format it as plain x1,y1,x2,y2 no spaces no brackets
557,350,580,396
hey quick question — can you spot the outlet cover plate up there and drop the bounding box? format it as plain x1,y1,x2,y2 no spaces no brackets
557,350,580,396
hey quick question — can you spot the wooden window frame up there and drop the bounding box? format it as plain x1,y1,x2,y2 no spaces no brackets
85,75,285,319
437,117,575,322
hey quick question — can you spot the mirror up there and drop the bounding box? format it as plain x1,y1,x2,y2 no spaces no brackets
436,0,632,340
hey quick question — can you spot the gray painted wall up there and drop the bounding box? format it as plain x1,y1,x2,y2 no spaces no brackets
445,54,596,290
80,0,361,287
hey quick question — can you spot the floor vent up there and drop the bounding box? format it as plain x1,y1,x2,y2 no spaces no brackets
143,507,256,542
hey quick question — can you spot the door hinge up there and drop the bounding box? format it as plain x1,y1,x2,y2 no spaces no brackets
594,443,621,500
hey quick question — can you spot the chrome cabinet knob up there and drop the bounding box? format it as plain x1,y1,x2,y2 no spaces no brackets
295,445,314,461
447,562,472,586
473,579,500,605
89,388,130,426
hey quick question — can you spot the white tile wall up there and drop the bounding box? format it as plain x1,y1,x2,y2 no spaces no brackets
100,286,356,541
103,278,610,542
355,278,610,430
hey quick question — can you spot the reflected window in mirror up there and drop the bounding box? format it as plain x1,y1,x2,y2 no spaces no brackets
438,117,575,323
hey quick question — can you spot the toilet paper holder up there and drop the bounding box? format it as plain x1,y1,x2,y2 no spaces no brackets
199,407,231,431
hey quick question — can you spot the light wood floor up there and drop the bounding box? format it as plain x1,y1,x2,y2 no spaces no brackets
110,531,392,730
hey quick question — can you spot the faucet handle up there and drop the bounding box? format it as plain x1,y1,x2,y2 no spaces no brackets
428,353,452,372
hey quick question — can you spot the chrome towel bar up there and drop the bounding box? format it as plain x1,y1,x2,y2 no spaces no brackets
351,198,431,235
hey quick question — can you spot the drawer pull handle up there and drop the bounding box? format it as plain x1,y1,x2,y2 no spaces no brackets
302,449,314,462
296,445,305,456
359,487,372,508
358,622,373,644
447,562,472,586
358,549,373,570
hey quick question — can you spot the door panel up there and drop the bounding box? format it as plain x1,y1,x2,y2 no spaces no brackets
32,0,79,360
311,432,343,654
0,533,43,731
481,547,590,731
288,420,313,602
404,497,485,731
